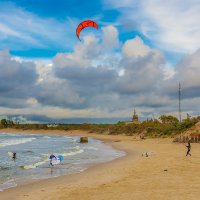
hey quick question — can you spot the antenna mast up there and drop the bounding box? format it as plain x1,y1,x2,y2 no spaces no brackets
179,83,182,122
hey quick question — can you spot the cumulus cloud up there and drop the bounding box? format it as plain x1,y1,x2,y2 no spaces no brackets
164,48,200,99
30,33,165,113
0,50,38,107
102,25,119,49
36,77,85,108
122,36,150,58
53,36,101,69
1,25,199,120
117,37,165,94
104,0,200,53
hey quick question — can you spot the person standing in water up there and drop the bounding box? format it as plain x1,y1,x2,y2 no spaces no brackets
49,154,56,166
185,139,191,156
12,152,16,160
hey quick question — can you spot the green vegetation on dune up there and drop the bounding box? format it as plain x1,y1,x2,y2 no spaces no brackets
0,115,199,138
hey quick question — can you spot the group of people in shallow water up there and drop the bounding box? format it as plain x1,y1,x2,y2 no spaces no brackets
49,154,63,166
10,140,192,165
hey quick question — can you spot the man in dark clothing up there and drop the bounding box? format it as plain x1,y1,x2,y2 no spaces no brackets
12,152,16,160
186,140,191,156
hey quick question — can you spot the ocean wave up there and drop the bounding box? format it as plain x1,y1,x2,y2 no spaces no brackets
43,136,51,139
0,166,10,171
73,146,80,150
0,179,17,191
64,136,73,139
21,157,49,170
85,146,98,151
62,149,84,157
20,148,84,170
42,148,84,158
0,138,36,148
7,151,13,157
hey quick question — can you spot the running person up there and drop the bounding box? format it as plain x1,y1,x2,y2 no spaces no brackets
185,140,191,156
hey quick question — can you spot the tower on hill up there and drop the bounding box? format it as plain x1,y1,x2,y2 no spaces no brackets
132,109,139,123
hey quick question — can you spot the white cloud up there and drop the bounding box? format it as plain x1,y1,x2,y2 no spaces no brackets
1,25,200,119
164,48,200,97
163,63,176,80
53,36,100,69
122,36,150,58
26,98,38,106
104,0,200,53
102,25,119,49
0,3,75,50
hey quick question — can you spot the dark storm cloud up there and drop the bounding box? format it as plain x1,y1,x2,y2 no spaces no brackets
116,51,164,94
36,36,167,112
1,36,200,119
35,78,86,109
163,49,200,99
0,50,38,107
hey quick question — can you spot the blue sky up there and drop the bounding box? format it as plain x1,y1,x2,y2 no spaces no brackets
0,0,200,123
0,0,164,59
0,0,190,63
0,0,119,58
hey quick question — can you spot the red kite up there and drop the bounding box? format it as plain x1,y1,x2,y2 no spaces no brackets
76,20,98,40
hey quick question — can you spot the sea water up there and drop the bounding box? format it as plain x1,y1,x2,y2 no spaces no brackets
0,132,125,191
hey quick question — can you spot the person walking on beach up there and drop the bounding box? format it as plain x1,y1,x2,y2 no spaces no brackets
185,139,191,156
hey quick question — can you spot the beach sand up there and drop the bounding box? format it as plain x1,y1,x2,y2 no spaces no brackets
0,129,200,200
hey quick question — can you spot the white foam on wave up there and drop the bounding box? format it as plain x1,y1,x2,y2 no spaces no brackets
64,136,73,139
22,158,49,170
7,151,13,157
43,136,51,139
0,138,36,148
0,133,22,138
0,179,17,191
62,149,84,157
42,147,84,158
73,146,80,150
21,147,84,170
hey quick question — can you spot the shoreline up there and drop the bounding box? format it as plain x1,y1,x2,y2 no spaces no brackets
0,129,200,200
0,129,138,199
1,129,128,191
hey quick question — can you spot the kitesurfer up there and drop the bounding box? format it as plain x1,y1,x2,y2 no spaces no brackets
76,20,98,40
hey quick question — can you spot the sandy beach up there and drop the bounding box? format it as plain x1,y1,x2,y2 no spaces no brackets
0,129,200,200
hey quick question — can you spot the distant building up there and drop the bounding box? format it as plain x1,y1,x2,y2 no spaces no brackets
132,109,139,123
47,124,58,128
125,109,140,124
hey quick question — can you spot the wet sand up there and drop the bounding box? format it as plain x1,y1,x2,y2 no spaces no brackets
0,129,200,200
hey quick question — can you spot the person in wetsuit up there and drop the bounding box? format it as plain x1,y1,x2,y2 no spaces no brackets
12,152,16,160
185,140,191,156
49,154,56,166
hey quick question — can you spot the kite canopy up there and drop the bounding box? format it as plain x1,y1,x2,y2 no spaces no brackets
76,20,98,40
